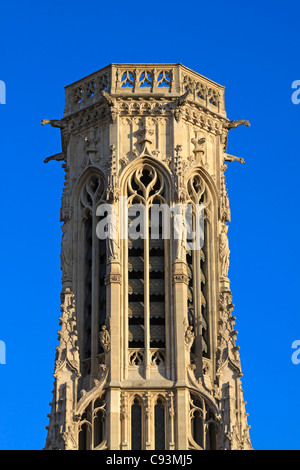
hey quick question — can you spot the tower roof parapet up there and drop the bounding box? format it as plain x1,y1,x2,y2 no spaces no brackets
64,63,226,118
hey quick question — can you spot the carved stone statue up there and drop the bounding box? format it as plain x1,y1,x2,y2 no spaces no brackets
99,325,111,353
185,325,195,352
174,209,185,260
60,223,72,283
106,212,119,261
191,137,206,165
219,224,230,278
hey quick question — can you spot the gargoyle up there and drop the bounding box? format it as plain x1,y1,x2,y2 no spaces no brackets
101,90,118,123
224,120,250,130
224,154,245,164
101,90,116,107
191,137,206,151
173,90,191,123
41,119,65,129
175,89,191,107
44,152,66,164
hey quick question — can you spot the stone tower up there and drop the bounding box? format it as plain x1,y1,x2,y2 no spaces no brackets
43,63,252,450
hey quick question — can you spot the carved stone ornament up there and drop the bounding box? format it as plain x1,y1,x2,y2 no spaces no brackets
173,90,190,122
106,211,119,261
84,127,100,166
191,136,206,166
101,90,119,123
44,288,81,450
224,119,250,130
219,224,230,278
55,288,80,372
60,165,73,222
104,273,122,285
216,291,241,372
185,325,195,352
173,145,188,203
172,273,190,285
224,153,245,164
137,120,154,148
219,164,231,223
106,144,120,203
60,222,73,285
173,206,186,260
99,325,111,353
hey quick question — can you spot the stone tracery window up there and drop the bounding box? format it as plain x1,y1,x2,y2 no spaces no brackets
78,393,106,450
128,394,168,450
78,173,107,369
83,212,92,359
154,397,166,450
206,409,218,450
186,173,212,364
131,397,143,450
127,164,167,369
189,392,218,450
149,205,165,350
190,394,205,448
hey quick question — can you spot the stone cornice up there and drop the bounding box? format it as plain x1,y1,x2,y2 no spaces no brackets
61,94,228,137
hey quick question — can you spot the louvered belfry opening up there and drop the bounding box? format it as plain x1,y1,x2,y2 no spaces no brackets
127,164,167,370
149,197,165,350
128,234,145,349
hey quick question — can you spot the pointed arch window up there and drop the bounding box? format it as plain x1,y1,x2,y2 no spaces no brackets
127,164,168,370
206,410,218,450
131,397,142,450
154,398,166,450
78,173,107,373
78,393,106,450
190,394,204,449
186,173,212,364
189,392,218,450
93,397,106,448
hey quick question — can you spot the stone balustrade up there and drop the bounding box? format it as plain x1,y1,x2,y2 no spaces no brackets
64,63,226,117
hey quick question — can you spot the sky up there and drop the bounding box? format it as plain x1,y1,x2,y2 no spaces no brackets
0,0,300,450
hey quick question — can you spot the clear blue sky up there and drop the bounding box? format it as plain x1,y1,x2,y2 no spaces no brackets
0,0,299,450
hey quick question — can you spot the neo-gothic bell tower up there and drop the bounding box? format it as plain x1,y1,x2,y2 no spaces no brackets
43,63,252,450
